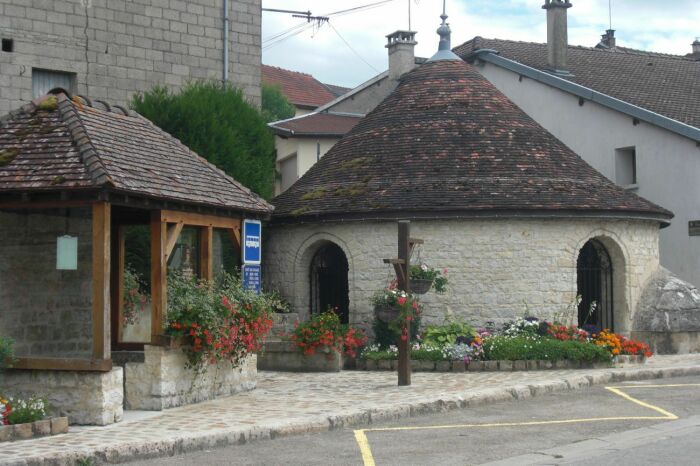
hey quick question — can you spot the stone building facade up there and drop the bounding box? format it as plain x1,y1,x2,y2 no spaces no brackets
0,0,261,114
265,219,661,335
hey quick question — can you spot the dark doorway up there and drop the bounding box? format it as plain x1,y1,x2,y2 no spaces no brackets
310,243,349,324
577,240,613,331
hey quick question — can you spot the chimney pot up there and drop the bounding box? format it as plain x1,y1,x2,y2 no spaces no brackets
386,30,417,81
600,29,616,49
542,0,572,74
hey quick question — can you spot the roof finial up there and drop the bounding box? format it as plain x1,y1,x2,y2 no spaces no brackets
428,0,460,61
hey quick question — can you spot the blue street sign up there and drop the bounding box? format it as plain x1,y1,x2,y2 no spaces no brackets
242,219,261,265
242,264,261,295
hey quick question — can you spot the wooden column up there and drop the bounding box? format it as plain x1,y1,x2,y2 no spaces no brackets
150,211,167,342
92,202,111,361
200,225,214,281
397,220,411,386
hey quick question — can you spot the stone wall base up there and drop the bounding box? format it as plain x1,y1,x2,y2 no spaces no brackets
124,346,257,411
632,331,700,354
0,368,123,425
257,341,342,372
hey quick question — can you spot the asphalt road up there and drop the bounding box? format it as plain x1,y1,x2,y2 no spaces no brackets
126,375,700,466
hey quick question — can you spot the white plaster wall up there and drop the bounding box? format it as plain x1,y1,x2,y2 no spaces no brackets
274,136,341,195
264,218,660,335
476,62,700,286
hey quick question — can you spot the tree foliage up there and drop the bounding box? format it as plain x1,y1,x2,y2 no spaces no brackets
261,82,296,123
131,81,276,199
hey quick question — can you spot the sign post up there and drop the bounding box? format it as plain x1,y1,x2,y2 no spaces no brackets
242,219,262,294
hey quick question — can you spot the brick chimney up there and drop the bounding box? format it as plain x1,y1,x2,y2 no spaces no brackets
599,29,616,49
386,31,417,80
542,0,572,74
693,38,700,55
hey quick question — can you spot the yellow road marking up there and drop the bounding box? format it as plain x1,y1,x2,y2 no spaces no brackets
354,383,692,466
354,429,376,466
604,387,678,419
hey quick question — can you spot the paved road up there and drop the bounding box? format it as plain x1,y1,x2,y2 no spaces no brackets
126,375,700,466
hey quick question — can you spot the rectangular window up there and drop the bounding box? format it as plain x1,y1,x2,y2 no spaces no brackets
32,68,76,98
615,147,637,187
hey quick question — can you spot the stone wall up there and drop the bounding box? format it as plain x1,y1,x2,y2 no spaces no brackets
0,0,261,114
124,346,256,410
0,368,123,425
264,218,661,335
0,208,93,358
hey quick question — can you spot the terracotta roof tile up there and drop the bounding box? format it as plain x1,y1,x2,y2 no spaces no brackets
272,59,672,223
262,65,337,109
455,37,700,129
0,94,272,214
270,113,361,137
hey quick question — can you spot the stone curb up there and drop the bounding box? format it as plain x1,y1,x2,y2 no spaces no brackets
0,417,68,443
8,365,700,466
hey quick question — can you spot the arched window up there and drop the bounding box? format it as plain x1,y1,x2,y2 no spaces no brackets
309,242,349,324
577,239,613,331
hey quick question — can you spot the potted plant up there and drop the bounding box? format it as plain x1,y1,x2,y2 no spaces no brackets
409,264,448,295
289,311,367,359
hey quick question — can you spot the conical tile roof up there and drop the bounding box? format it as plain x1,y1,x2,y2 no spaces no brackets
272,59,672,224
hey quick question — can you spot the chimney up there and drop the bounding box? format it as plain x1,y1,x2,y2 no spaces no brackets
386,30,417,81
600,29,616,49
542,0,572,74
693,38,700,54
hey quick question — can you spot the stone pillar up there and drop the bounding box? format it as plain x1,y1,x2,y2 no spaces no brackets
386,31,417,81
542,0,572,73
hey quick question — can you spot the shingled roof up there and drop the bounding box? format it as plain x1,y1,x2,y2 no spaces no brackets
0,93,272,214
272,58,672,224
455,37,700,130
269,112,361,137
262,65,337,110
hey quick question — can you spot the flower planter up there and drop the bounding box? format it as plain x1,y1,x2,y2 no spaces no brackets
410,278,433,295
257,341,343,372
374,305,401,323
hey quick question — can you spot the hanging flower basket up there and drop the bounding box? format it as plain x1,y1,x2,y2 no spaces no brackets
410,278,433,295
374,305,401,323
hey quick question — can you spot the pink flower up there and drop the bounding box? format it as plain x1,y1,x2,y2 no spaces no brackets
397,297,407,306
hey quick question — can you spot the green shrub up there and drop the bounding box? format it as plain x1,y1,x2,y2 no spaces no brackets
0,336,14,370
131,81,276,199
411,346,445,361
6,396,48,424
483,336,611,363
421,319,476,347
372,316,421,348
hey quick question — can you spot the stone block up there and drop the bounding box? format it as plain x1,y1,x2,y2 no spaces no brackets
498,360,513,371
365,360,377,371
412,360,434,372
526,360,539,371
377,360,393,371
33,419,51,436
451,361,466,372
539,360,553,370
513,360,528,371
467,361,484,372
483,361,499,371
12,423,33,440
435,361,451,372
0,425,12,442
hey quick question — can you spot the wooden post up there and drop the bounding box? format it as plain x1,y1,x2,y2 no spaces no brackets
397,220,411,386
200,225,214,281
92,202,111,361
150,211,167,343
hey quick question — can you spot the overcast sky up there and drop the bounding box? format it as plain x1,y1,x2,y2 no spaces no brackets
261,0,700,88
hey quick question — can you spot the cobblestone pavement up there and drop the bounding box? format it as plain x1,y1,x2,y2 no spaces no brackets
1,355,700,466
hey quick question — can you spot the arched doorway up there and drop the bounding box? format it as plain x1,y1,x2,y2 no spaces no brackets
577,239,614,331
310,242,349,324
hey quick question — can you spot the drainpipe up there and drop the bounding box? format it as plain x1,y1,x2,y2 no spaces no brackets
223,0,230,82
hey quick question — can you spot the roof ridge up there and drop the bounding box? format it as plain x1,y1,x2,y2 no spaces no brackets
131,110,273,212
57,94,114,187
468,37,696,62
262,64,314,78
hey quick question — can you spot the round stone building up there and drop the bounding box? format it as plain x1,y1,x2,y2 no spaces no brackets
264,25,673,337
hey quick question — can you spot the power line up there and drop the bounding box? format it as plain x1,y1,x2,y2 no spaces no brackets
328,22,380,73
323,0,398,18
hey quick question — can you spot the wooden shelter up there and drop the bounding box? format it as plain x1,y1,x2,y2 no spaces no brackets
0,92,272,373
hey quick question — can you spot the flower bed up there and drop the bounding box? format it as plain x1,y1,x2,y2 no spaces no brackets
358,316,652,371
0,395,67,442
